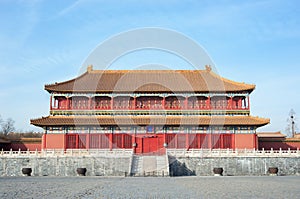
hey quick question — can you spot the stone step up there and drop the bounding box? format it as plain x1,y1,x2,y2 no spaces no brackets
156,156,169,176
130,156,144,176
130,155,169,176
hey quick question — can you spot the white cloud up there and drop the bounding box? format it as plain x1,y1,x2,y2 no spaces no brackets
56,0,83,17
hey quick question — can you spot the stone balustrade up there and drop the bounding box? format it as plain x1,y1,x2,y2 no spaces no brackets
1,148,299,158
167,148,300,157
0,149,133,157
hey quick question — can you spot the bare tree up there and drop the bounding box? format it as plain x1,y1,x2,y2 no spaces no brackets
285,109,297,138
1,118,15,136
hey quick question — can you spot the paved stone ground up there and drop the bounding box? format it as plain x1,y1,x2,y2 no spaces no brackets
0,176,299,199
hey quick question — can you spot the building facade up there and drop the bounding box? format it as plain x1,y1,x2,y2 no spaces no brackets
31,65,269,154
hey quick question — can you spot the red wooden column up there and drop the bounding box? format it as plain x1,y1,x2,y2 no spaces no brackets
88,97,92,110
162,97,166,109
50,96,53,110
231,133,235,149
121,134,125,148
208,130,212,149
75,134,79,149
184,97,188,110
186,133,189,150
220,134,224,149
198,133,201,149
163,132,167,147
206,96,211,109
64,134,67,151
66,97,70,110
42,133,47,149
133,97,136,110
110,97,114,109
69,97,73,110
109,133,113,150
86,128,90,149
238,98,242,109
132,128,137,153
229,97,233,110
253,134,257,150
247,96,250,110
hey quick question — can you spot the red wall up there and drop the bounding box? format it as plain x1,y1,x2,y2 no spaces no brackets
9,143,41,151
1,138,42,151
4,134,299,152
45,134,66,149
235,134,257,149
45,133,241,152
259,141,300,150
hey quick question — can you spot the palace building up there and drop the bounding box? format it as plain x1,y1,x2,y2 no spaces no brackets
31,65,269,154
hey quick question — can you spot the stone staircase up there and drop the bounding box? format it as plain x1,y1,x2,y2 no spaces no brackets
130,155,143,175
130,155,169,176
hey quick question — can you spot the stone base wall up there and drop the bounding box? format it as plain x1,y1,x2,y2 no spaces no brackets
1,156,300,177
0,156,131,177
169,156,300,176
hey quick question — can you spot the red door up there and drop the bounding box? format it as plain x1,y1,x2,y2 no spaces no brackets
143,137,158,154
135,135,165,155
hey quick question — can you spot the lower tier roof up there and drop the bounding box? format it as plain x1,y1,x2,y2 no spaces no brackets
31,115,269,127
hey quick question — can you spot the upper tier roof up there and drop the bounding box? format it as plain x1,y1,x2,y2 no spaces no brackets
45,66,255,93
30,115,269,127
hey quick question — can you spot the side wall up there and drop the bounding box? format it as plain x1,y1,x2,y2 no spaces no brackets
1,138,42,151
9,143,41,151
0,156,131,177
169,156,300,176
259,141,300,150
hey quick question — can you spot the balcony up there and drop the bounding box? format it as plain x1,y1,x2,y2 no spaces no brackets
50,95,250,115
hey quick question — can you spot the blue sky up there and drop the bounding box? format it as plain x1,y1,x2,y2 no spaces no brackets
0,0,299,134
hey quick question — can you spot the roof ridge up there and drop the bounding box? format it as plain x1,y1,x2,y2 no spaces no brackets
45,71,88,87
32,115,269,119
88,69,206,74
208,70,256,90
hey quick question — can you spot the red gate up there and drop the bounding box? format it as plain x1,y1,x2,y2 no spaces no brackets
135,135,165,155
